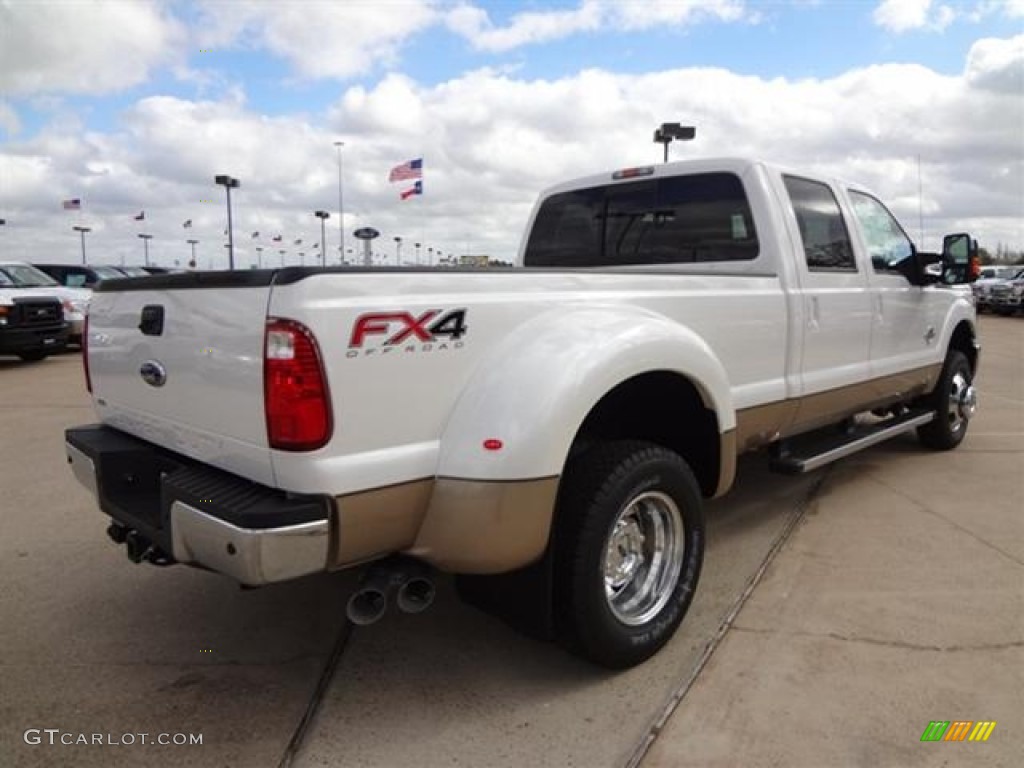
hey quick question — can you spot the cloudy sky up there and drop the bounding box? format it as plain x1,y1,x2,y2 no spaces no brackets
1,0,1021,268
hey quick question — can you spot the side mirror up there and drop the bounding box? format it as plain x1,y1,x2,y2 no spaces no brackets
941,233,979,285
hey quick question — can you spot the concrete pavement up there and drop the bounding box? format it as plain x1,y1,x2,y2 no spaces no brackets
641,315,1023,767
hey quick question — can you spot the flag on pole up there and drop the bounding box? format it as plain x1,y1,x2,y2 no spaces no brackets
272,235,282,242
183,219,193,228
134,211,145,221
251,231,259,238
62,199,81,210
400,180,423,200
294,239,302,245
388,158,422,182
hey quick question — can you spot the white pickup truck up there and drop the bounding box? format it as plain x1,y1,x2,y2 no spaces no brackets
66,157,979,668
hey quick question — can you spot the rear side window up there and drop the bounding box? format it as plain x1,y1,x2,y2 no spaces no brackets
524,172,759,267
784,175,856,271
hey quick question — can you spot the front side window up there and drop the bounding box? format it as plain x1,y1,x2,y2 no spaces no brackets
849,190,913,276
784,175,856,271
524,172,759,267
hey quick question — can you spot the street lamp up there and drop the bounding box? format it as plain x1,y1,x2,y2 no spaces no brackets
73,225,91,264
314,210,330,265
653,122,696,163
138,233,153,266
186,238,198,269
334,141,345,264
415,242,421,265
394,236,402,264
214,174,240,269
255,246,263,268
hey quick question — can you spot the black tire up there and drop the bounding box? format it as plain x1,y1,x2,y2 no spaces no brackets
917,350,975,450
554,440,705,669
17,350,48,362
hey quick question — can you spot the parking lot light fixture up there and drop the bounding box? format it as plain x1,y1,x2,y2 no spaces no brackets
137,233,153,266
73,226,92,264
186,238,199,268
653,123,696,163
214,174,240,269
394,236,402,264
314,210,330,265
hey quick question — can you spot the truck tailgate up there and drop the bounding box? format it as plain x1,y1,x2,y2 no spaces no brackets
86,281,276,487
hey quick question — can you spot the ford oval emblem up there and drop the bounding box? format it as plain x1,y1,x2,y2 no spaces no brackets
140,360,167,387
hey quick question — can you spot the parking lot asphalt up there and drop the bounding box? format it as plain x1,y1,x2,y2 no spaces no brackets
0,315,1020,767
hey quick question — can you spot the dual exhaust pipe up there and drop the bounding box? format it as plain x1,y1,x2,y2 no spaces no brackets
346,557,436,626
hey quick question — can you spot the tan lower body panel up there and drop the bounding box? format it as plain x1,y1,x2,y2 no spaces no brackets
735,363,942,453
330,476,559,574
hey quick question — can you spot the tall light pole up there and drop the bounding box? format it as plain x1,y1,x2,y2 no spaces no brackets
314,210,330,266
187,238,198,269
415,242,421,265
334,141,345,265
73,225,91,264
653,122,696,163
394,236,402,264
255,246,263,268
138,233,153,266
214,174,240,269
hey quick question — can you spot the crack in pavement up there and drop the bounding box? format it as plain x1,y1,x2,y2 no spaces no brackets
729,625,1024,653
868,475,1024,568
621,469,831,768
277,616,355,768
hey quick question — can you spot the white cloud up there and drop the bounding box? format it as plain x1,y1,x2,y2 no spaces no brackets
1,34,1021,268
194,0,437,80
872,0,955,32
965,34,1024,92
0,0,185,96
447,0,754,52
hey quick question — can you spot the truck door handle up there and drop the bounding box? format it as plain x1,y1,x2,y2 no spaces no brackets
808,296,820,330
139,305,164,336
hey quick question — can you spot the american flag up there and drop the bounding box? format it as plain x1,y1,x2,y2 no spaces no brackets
62,199,81,210
183,219,193,228
388,158,422,182
134,211,145,221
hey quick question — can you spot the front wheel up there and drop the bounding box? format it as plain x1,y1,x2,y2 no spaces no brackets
917,350,976,450
554,441,705,668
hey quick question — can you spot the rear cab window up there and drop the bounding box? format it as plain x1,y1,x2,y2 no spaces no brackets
523,172,759,267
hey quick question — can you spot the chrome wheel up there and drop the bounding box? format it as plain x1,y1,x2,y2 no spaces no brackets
603,490,685,626
947,371,977,434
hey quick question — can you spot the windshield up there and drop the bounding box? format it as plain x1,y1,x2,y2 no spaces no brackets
0,264,61,288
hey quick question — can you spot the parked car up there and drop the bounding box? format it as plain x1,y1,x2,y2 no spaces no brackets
65,158,982,669
972,265,1022,312
2,262,90,344
33,263,128,289
0,263,74,360
986,268,1024,315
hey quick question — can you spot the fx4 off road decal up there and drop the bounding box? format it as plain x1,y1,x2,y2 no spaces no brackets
347,309,468,357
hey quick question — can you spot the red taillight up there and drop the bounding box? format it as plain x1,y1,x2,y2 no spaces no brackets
82,313,92,393
264,318,332,451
